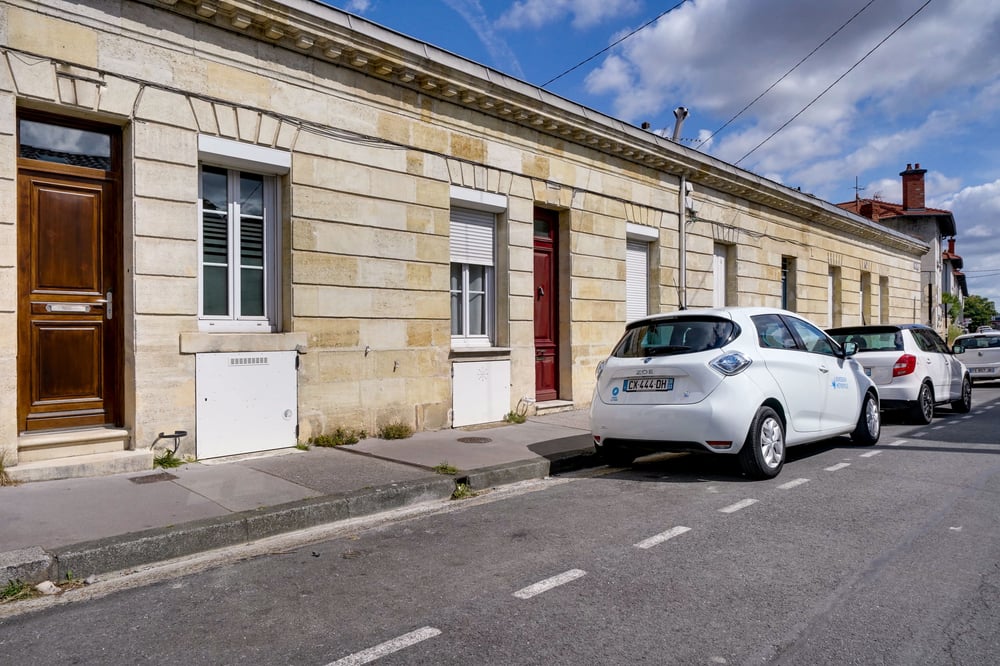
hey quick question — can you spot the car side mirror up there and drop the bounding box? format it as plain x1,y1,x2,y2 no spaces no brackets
842,341,857,357
952,344,964,354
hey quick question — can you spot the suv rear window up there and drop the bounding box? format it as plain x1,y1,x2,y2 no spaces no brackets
613,317,738,358
957,336,1000,349
828,327,903,352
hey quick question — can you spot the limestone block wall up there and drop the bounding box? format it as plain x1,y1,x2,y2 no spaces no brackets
1,0,929,461
0,88,15,464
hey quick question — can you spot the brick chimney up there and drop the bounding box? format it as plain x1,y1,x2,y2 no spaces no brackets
900,163,927,211
947,237,956,255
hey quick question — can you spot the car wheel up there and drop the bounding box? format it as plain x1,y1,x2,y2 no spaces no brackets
851,392,880,446
951,376,972,413
738,406,784,480
596,444,635,467
908,382,934,424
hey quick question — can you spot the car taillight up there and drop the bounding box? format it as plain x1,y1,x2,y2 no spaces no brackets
893,354,917,377
710,351,752,376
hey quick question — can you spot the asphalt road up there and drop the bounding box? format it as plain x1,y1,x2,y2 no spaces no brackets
3,385,1000,665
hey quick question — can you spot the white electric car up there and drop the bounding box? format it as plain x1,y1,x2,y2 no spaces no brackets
590,307,879,480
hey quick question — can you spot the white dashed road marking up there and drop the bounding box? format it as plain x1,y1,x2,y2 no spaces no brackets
513,569,587,600
327,627,441,666
888,439,906,447
719,499,758,514
634,526,692,549
825,462,851,472
932,425,945,430
777,478,810,490
860,450,882,458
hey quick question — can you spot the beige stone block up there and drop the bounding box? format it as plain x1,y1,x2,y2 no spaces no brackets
571,233,620,259
416,179,449,210
135,237,197,278
134,197,198,240
133,160,196,202
132,122,197,164
135,275,197,316
294,317,362,349
96,76,143,117
358,319,408,352
574,255,623,281
134,315,197,354
411,122,450,155
404,262,447,291
451,134,485,163
573,276,623,301
416,234,448,263
508,296,534,323
0,267,14,311
0,94,13,135
294,285,371,318
135,88,197,129
573,300,622,323
293,252,359,286
300,380,361,411
276,121,300,151
316,350,364,383
8,7,97,67
215,104,239,139
190,98,219,135
376,110,412,146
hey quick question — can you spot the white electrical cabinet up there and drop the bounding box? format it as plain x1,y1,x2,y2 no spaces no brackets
452,360,511,427
195,351,298,458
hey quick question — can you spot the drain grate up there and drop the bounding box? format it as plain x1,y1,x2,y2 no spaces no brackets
129,472,179,484
457,436,492,444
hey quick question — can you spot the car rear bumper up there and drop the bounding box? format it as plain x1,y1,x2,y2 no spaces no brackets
589,379,764,455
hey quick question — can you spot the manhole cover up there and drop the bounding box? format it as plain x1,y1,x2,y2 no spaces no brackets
129,472,178,484
457,436,492,444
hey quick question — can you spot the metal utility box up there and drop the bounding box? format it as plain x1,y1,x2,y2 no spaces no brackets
195,351,298,458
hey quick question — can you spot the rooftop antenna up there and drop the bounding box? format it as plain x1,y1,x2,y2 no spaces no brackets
853,176,865,202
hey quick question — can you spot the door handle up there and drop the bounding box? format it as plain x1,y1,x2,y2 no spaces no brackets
818,365,830,373
537,286,544,298
95,291,113,320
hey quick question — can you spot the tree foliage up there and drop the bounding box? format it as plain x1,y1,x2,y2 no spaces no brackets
962,294,998,329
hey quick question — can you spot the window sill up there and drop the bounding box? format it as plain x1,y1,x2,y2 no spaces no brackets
449,347,511,361
180,332,308,355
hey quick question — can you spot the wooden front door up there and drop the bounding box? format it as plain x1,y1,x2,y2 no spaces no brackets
533,208,559,401
17,113,122,432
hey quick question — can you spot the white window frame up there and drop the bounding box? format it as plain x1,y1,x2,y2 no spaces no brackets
626,223,657,322
449,187,506,349
197,136,289,333
713,244,729,308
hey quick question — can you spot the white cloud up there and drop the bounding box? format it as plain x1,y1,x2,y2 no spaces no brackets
343,0,372,13
498,0,641,30
580,0,1000,201
441,0,526,79
940,179,1000,304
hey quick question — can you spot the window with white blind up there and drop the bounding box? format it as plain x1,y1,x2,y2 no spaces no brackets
625,223,657,322
450,206,496,347
713,244,731,307
198,136,288,333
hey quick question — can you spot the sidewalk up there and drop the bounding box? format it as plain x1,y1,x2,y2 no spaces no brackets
1,409,596,586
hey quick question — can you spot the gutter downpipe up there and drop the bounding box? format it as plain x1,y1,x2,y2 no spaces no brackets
678,174,687,310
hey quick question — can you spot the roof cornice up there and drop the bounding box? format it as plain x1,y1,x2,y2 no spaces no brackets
143,0,927,255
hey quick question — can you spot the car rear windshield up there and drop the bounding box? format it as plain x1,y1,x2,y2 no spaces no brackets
957,336,1000,349
828,327,903,352
613,317,738,358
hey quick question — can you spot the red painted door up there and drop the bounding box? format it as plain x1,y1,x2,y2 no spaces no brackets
534,209,558,401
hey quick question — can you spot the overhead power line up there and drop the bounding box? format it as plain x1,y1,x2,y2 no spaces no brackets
735,0,934,165
540,1,687,88
696,0,878,149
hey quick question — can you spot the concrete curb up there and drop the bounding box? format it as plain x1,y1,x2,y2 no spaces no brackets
2,451,599,586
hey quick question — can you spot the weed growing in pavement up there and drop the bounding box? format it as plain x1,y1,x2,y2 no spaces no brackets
377,421,413,440
1,579,31,603
0,451,18,487
433,462,458,475
295,442,310,451
309,426,368,447
154,449,184,469
503,411,526,424
451,483,477,500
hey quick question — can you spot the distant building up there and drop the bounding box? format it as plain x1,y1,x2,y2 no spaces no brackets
837,164,958,332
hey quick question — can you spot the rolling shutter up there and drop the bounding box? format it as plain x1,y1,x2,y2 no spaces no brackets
450,208,494,266
626,239,648,321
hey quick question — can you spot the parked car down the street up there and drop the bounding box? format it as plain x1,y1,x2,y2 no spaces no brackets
952,331,1000,383
827,324,972,424
590,307,880,480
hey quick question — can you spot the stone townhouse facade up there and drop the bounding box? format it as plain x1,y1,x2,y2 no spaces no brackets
1,0,928,480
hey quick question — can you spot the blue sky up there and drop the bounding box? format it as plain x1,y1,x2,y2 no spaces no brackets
325,0,1000,308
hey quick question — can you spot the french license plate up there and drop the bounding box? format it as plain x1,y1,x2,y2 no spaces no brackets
623,377,674,392
972,367,991,373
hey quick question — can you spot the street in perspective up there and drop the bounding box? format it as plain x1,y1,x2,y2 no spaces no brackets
2,385,998,665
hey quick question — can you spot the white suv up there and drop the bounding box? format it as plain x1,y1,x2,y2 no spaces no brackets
953,331,1000,383
827,324,972,424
